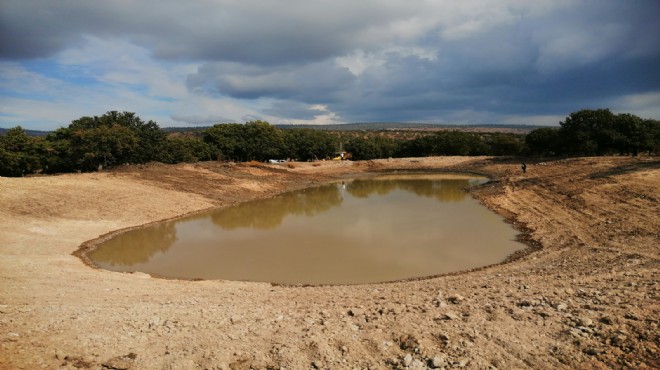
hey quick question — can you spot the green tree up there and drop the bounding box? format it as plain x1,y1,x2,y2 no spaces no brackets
44,111,165,171
243,120,284,161
525,127,561,156
203,121,284,162
346,137,383,160
559,109,618,155
69,111,166,163
202,123,245,161
282,128,337,161
486,133,525,156
0,126,48,176
161,135,213,163
640,119,660,155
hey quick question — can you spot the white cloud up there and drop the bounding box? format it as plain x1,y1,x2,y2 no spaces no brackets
612,92,660,119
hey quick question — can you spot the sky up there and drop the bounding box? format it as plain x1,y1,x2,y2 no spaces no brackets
1,0,659,131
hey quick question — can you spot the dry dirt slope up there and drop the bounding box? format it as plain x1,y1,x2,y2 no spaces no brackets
0,156,658,370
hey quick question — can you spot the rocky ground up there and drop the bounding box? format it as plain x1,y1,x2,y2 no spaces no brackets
0,156,658,370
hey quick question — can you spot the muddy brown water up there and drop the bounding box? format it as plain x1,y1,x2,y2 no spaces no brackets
88,173,526,284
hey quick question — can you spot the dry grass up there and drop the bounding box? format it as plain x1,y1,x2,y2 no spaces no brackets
240,160,263,167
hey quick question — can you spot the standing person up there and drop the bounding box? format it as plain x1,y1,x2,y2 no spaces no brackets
521,163,527,173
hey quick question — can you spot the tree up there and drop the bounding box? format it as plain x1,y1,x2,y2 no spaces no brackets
161,135,213,163
345,136,383,160
68,111,166,164
525,128,560,156
640,119,660,155
202,123,245,161
243,120,284,161
203,121,284,162
0,126,48,176
559,109,618,155
486,133,525,156
282,128,337,161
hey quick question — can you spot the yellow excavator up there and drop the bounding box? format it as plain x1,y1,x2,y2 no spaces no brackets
332,151,352,161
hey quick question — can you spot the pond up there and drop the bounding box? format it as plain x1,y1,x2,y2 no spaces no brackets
88,173,526,285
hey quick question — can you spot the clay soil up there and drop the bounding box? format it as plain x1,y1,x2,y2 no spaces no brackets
0,156,658,370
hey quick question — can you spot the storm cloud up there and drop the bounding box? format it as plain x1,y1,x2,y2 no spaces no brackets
1,0,658,129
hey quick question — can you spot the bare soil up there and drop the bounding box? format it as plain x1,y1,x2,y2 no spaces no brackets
0,156,658,370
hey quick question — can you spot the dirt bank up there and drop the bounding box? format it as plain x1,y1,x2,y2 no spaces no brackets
0,157,658,369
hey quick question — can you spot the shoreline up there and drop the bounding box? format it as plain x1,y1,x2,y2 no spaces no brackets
74,169,536,287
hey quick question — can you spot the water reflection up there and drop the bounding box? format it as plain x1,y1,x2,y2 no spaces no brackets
346,178,473,202
89,221,176,266
211,184,343,230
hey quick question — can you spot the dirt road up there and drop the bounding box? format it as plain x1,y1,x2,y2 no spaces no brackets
0,156,658,369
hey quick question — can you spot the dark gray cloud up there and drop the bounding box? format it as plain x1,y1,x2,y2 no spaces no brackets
0,0,419,63
186,61,355,102
1,0,658,127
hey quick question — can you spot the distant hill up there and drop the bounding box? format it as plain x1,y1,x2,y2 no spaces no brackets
275,122,548,133
2,122,550,137
164,122,549,134
0,127,51,137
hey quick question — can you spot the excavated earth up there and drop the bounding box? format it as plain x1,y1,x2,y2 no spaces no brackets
0,156,658,370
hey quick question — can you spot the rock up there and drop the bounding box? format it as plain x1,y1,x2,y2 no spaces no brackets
403,353,413,367
102,353,138,370
577,316,593,327
555,303,568,311
452,358,469,367
411,359,427,370
431,356,447,368
443,312,459,320
348,308,363,316
609,332,627,347
447,295,465,304
148,316,161,329
432,299,447,308
584,347,599,356
399,334,419,350
437,333,450,342
599,315,615,325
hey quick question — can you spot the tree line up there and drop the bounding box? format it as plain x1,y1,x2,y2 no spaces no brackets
1,109,658,177
525,109,660,157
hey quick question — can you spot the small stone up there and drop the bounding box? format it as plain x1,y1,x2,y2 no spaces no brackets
102,353,137,370
437,333,450,342
577,316,593,327
599,315,615,325
555,303,568,311
447,295,465,304
403,353,413,367
399,334,419,350
453,358,469,367
584,347,599,356
432,356,447,368
410,359,426,370
443,312,459,320
348,308,362,317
